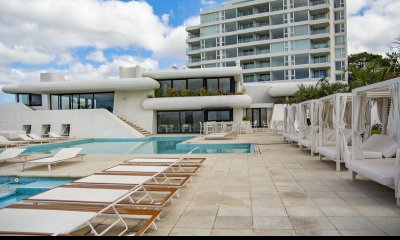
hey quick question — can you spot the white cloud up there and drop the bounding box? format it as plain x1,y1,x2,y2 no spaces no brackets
85,50,107,63
347,0,400,55
0,0,188,65
0,56,158,94
0,42,54,65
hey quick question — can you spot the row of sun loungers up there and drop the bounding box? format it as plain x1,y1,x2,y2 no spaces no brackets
0,149,206,236
0,133,69,149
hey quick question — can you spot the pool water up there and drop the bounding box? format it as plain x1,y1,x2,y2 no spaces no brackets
23,137,254,155
0,177,73,209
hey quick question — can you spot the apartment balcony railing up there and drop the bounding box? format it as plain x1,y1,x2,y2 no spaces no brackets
187,46,201,52
310,0,328,6
311,29,329,35
242,63,271,70
187,34,200,40
188,58,201,64
239,51,255,57
312,43,329,49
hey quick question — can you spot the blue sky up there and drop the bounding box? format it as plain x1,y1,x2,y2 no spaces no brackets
0,0,399,104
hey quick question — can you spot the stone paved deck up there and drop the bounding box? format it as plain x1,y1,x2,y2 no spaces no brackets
0,134,399,236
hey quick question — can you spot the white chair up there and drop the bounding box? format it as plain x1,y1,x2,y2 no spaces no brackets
21,148,84,171
28,134,54,143
252,120,258,128
199,122,203,135
0,148,27,162
0,136,28,148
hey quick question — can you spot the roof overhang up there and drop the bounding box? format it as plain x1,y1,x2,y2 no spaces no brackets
143,67,243,83
1,78,160,94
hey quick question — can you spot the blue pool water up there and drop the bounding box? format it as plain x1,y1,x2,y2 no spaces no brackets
22,137,254,155
0,177,73,209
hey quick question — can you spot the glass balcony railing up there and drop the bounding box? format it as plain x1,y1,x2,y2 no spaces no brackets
187,34,200,40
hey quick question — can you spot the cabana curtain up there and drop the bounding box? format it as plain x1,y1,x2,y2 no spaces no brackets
311,101,319,153
377,98,390,135
338,96,350,163
389,82,400,202
352,93,367,161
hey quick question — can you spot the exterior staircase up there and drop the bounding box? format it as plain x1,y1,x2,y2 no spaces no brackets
118,117,153,137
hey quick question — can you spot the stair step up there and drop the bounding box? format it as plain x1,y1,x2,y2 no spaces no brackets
117,116,153,137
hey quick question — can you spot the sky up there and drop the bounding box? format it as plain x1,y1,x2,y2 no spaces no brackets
0,0,399,103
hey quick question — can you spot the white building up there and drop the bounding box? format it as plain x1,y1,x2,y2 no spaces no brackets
0,64,316,138
186,0,348,83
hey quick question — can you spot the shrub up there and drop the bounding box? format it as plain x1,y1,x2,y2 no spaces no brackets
166,88,177,97
215,89,223,96
371,123,382,135
197,87,208,96
181,89,192,97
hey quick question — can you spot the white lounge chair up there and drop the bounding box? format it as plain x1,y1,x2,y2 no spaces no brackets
27,133,53,143
204,130,237,140
18,134,51,144
21,148,84,172
0,204,161,236
0,136,28,148
0,148,27,163
48,132,69,140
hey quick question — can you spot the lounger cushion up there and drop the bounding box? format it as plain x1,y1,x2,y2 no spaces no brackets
288,134,298,142
348,159,395,187
319,146,382,161
298,138,311,148
362,135,398,158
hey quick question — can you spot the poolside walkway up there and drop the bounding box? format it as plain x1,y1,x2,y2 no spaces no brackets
0,133,399,236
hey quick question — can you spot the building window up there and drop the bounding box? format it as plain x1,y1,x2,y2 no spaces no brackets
335,23,345,33
313,55,328,64
17,93,42,107
336,61,346,71
334,0,345,8
157,110,203,134
335,48,345,58
335,36,345,45
294,68,310,80
334,10,345,20
205,109,232,122
313,70,328,78
50,92,114,112
246,109,268,128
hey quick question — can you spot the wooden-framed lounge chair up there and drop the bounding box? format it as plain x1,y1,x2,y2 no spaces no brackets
105,164,200,176
25,184,177,210
0,204,161,236
126,157,206,166
0,148,27,163
72,173,191,190
21,148,84,172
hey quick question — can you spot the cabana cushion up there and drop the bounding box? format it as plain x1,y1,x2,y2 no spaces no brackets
362,134,398,158
348,159,395,187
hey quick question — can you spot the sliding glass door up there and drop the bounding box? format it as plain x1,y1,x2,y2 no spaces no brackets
246,108,268,127
157,111,203,134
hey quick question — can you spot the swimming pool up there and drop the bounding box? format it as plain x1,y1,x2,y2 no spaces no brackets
0,177,73,209
22,137,254,155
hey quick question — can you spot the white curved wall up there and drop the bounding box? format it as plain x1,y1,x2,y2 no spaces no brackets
269,82,318,97
142,95,252,111
2,78,160,94
0,104,145,139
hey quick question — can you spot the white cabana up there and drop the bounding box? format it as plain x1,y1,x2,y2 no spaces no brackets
297,100,319,156
318,93,352,171
349,78,400,206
